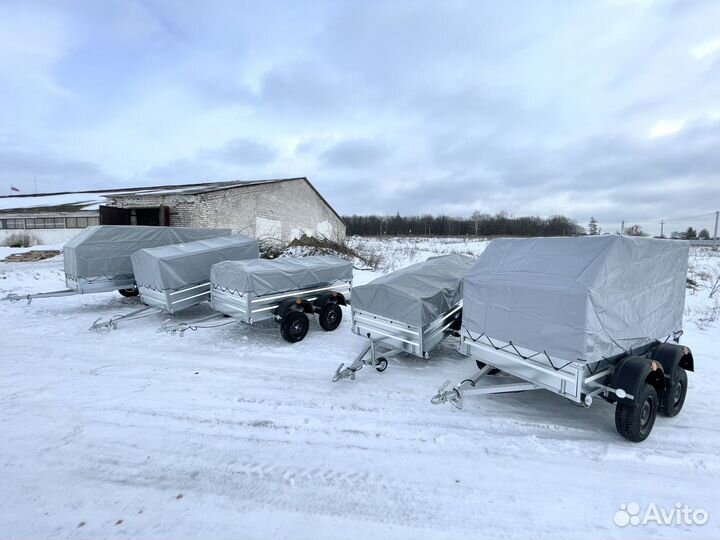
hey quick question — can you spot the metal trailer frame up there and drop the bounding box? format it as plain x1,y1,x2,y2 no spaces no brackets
88,280,208,332
67,275,136,294
332,302,463,382
3,275,137,304
431,330,681,410
138,281,212,315
161,279,352,337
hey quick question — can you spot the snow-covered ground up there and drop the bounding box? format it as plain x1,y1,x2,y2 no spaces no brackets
1,238,719,539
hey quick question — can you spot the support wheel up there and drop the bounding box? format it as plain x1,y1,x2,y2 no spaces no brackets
375,357,388,372
661,368,687,417
280,311,309,343
118,288,139,297
319,303,342,331
615,382,658,442
476,360,501,375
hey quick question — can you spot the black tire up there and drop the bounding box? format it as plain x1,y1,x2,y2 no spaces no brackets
118,288,139,297
375,357,388,372
661,368,687,417
280,311,309,343
318,303,342,331
475,360,501,376
449,314,462,332
615,382,658,442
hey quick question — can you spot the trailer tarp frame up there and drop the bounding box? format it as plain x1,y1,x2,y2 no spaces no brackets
349,254,475,326
63,225,232,283
462,235,689,363
210,255,353,297
131,235,258,292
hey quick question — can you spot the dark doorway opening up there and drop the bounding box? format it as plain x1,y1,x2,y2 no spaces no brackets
99,205,131,225
135,208,160,226
99,206,170,226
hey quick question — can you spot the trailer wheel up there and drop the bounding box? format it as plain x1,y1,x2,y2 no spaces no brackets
615,382,658,442
475,360,501,376
661,368,687,417
118,288,139,297
318,303,342,331
280,311,309,343
375,357,388,372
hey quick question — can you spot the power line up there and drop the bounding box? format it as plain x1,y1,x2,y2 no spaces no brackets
660,212,717,223
629,211,717,225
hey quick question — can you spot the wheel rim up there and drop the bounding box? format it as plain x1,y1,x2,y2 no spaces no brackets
639,397,653,434
290,319,304,337
325,309,339,326
673,379,683,407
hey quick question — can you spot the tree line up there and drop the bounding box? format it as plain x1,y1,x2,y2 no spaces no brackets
342,212,584,237
620,224,713,240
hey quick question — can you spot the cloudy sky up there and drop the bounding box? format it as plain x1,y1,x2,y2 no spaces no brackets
1,0,719,233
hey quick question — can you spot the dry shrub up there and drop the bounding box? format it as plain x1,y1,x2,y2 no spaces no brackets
2,232,38,248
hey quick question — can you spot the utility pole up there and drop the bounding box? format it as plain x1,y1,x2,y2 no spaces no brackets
660,220,664,238
621,221,624,235
713,211,719,251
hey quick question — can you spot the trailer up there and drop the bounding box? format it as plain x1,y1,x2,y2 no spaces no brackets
162,255,353,343
431,235,693,442
88,234,258,331
333,254,474,382
2,225,231,303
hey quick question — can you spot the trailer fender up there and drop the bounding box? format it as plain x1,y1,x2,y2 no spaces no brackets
611,355,665,405
275,298,314,320
313,291,346,309
650,343,694,380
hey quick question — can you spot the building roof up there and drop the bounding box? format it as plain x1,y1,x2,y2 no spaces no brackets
0,177,343,221
0,193,106,213
106,177,307,197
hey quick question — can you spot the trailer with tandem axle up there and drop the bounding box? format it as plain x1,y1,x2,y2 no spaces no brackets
431,236,693,442
162,255,353,343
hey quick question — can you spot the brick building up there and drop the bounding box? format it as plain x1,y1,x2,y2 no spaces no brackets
0,177,345,245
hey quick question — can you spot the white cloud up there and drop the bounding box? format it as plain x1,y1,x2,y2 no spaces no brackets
648,119,685,139
1,0,720,227
691,38,720,59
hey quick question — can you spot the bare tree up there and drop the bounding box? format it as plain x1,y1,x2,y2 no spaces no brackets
623,224,647,237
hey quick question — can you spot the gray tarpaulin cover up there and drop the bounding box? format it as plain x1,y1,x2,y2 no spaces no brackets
351,254,475,326
64,226,232,281
211,255,353,297
131,235,259,292
462,235,689,363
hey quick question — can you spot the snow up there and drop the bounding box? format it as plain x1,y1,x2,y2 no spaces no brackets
1,239,719,539
0,193,106,211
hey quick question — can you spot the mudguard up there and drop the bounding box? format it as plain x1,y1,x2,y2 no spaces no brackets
275,297,314,320
313,291,347,308
611,355,665,405
650,343,694,380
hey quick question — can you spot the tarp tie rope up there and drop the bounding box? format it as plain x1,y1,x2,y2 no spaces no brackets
463,328,573,372
463,327,684,372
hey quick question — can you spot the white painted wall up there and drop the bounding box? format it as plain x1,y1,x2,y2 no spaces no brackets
255,217,282,241
0,228,82,246
114,179,346,243
316,220,332,239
